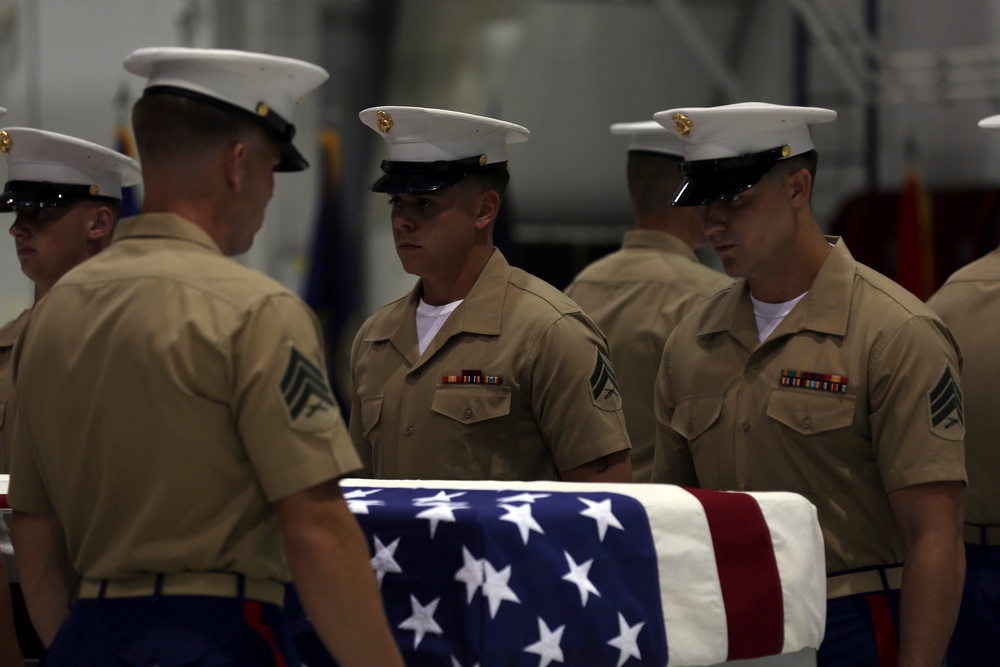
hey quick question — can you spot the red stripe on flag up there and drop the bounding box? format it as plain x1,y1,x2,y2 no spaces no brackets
242,600,288,667
864,593,899,667
685,487,785,660
0,494,8,510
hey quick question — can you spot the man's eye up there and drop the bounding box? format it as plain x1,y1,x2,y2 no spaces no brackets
417,199,433,209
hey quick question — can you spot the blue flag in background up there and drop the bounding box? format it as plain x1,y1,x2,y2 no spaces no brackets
112,123,141,217
302,128,357,416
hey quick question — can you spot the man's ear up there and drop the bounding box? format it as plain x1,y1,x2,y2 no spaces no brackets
223,141,247,191
474,189,501,231
787,167,813,209
87,205,116,241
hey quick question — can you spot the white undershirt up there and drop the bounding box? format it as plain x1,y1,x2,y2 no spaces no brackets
751,292,806,343
416,298,463,355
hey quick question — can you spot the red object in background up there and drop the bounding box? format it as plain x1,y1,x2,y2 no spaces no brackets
829,187,1000,299
895,169,936,300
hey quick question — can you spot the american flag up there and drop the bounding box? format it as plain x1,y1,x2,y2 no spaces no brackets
290,479,826,667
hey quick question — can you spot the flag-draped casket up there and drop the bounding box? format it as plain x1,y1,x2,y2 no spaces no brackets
329,479,826,667
0,475,826,666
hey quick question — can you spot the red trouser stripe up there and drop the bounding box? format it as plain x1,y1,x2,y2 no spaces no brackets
685,487,785,660
864,593,899,667
242,600,288,667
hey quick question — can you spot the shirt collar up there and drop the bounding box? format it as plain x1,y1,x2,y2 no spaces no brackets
363,249,511,352
113,213,223,254
697,236,855,344
622,229,699,262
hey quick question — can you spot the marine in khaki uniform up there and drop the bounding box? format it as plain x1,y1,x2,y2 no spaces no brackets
925,111,1000,667
351,107,632,483
8,48,401,667
0,124,140,667
649,103,966,667
565,121,730,482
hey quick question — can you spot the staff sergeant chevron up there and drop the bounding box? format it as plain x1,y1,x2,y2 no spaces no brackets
927,363,965,441
279,345,338,430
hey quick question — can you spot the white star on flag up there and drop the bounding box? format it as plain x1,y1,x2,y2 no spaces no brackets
398,594,444,650
370,535,402,587
498,503,545,544
453,546,484,603
578,497,624,541
343,488,383,498
607,612,645,667
482,559,521,618
524,617,566,667
496,492,551,504
413,490,466,506
346,498,385,515
561,551,600,607
415,502,468,538
450,658,481,667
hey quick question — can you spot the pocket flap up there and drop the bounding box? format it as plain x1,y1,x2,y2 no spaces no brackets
767,389,856,435
670,393,724,439
360,394,384,438
432,385,512,425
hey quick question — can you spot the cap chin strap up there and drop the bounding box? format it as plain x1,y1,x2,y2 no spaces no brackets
1,180,121,207
680,146,788,176
380,155,507,175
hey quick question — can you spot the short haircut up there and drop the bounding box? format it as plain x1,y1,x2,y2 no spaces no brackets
460,168,510,199
626,151,684,216
773,149,818,182
131,92,265,163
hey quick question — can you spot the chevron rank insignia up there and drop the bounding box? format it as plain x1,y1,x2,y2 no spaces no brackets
927,363,965,441
279,346,338,431
589,347,622,412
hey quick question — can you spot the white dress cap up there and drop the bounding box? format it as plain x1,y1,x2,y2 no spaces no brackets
610,120,684,157
360,106,529,164
979,114,1000,131
123,47,329,172
653,102,837,162
359,106,529,192
0,127,142,210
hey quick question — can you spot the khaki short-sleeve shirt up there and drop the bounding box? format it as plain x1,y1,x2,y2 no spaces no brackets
0,310,29,474
350,249,632,481
652,238,966,573
565,229,731,482
928,247,1000,526
8,213,360,582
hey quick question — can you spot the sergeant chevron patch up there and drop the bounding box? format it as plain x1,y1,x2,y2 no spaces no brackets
589,347,622,412
927,363,965,441
279,346,338,431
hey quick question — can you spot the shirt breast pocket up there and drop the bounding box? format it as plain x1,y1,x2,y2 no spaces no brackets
669,393,724,442
766,389,856,435
431,385,512,425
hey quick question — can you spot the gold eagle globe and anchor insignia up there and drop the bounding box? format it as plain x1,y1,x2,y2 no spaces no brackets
256,102,270,117
376,110,393,133
673,113,693,137
89,185,100,196
479,154,487,166
781,145,791,158
0,130,11,154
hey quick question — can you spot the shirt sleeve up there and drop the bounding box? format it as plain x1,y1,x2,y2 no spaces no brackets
869,315,967,492
233,294,361,502
7,318,55,515
527,312,632,473
650,329,700,486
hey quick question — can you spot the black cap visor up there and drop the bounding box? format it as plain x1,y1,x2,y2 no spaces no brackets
369,157,507,194
672,147,787,206
0,181,118,212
